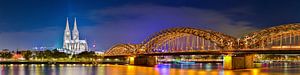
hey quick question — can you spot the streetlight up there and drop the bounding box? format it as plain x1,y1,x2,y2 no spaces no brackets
237,38,240,49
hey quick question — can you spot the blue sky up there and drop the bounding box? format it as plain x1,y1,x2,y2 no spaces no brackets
0,0,300,51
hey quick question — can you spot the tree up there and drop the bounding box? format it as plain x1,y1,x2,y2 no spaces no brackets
52,49,68,58
0,52,12,59
44,50,53,59
76,51,96,58
21,51,32,60
35,51,46,59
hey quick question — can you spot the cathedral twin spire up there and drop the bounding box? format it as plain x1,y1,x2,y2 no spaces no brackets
64,17,79,41
63,17,88,52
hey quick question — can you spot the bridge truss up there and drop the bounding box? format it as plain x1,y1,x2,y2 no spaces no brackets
104,44,140,56
242,23,300,49
139,27,237,54
104,23,300,56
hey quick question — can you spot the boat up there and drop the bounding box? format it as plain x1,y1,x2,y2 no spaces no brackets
172,60,195,64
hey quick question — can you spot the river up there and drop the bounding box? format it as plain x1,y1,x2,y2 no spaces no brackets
1,63,300,75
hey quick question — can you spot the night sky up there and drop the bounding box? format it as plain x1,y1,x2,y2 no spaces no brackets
0,0,300,51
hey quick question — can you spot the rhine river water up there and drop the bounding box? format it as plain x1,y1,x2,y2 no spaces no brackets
0,63,300,75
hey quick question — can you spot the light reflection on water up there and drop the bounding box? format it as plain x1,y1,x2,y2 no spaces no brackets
0,63,300,75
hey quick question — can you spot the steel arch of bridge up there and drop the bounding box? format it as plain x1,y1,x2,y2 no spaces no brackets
139,27,237,53
104,23,300,56
242,23,300,49
104,44,140,56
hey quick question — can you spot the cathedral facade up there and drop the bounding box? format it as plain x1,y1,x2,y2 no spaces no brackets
63,18,88,54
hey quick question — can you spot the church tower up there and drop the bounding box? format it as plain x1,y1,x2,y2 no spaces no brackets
63,18,71,49
72,17,79,41
62,17,88,54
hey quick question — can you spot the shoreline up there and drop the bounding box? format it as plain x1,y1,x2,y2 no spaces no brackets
0,61,223,64
0,61,127,64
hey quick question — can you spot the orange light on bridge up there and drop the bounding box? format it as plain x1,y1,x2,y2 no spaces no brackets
129,56,135,65
223,55,232,69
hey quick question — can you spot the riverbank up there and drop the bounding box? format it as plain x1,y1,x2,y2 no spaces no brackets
0,61,127,64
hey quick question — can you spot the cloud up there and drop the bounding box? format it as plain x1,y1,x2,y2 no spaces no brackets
0,26,63,50
85,4,259,50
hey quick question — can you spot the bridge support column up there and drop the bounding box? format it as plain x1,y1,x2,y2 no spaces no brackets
133,56,157,66
128,56,135,65
223,54,254,69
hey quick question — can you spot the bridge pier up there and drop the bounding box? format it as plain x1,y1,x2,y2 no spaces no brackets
128,56,135,65
130,56,157,66
223,54,254,69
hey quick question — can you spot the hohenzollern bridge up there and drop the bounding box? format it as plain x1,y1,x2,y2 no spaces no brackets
103,23,300,69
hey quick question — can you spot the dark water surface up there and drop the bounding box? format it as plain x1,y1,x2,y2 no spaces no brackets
1,63,300,75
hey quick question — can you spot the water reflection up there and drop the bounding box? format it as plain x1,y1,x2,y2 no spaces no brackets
0,63,300,75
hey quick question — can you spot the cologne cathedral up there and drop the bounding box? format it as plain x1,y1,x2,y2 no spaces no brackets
63,18,88,54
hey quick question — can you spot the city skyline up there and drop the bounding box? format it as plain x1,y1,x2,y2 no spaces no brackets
0,1,300,75
0,0,300,50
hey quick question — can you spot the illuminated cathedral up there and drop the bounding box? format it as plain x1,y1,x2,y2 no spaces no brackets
63,18,88,54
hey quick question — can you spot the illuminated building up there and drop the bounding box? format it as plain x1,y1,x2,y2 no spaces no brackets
63,17,88,54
